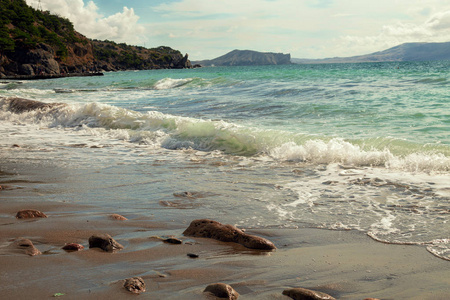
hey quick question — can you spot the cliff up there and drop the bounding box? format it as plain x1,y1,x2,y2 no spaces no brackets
92,41,191,71
193,50,291,67
0,0,191,78
292,42,450,64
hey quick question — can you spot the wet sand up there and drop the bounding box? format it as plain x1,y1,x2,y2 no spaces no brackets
0,164,449,299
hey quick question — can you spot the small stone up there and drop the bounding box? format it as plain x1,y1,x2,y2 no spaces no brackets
183,219,276,250
204,283,239,300
164,237,182,244
62,243,85,251
187,253,199,258
109,213,127,221
88,234,124,252
282,287,336,300
16,209,48,219
124,277,146,294
14,238,41,256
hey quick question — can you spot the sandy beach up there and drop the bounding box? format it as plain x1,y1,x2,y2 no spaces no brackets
1,160,449,300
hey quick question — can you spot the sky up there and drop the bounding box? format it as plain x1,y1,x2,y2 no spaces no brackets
26,0,450,60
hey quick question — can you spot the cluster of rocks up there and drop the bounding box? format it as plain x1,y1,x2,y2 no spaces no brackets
12,209,380,299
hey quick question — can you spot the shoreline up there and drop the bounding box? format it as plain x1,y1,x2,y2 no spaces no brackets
0,159,449,299
0,72,104,81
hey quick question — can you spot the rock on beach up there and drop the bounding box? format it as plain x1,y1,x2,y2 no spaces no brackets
14,238,41,256
88,234,124,252
183,219,276,250
109,213,127,221
282,287,336,300
15,209,48,219
62,243,85,251
204,283,239,300
123,277,146,294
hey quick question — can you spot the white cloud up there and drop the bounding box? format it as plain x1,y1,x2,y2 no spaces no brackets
334,9,450,57
26,0,145,45
25,0,450,59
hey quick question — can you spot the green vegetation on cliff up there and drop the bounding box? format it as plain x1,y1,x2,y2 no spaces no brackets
92,40,190,70
0,0,81,58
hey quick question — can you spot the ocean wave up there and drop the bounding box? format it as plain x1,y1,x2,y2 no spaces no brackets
1,98,449,173
153,78,194,90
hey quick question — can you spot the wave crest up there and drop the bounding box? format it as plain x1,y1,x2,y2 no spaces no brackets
1,98,449,173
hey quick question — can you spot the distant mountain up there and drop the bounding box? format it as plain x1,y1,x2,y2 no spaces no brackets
193,50,291,67
292,42,450,64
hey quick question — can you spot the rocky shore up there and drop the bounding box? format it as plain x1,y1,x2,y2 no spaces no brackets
0,72,103,80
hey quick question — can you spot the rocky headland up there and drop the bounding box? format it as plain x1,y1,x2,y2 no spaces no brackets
0,0,191,79
193,49,292,67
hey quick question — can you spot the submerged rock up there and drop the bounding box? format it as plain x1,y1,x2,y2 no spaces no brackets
15,209,48,219
204,283,239,300
14,238,41,256
88,234,124,252
124,277,146,294
282,287,336,300
183,219,276,250
62,243,85,251
6,97,65,113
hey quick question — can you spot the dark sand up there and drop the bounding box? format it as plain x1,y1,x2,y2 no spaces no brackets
0,163,449,299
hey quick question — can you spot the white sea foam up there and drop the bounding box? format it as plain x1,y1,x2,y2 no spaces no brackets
269,139,450,173
1,97,449,174
153,78,193,90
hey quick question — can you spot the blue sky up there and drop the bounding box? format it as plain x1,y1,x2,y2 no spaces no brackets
26,0,450,60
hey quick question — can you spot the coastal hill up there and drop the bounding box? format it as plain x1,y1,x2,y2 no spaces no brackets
292,42,450,64
0,0,191,78
193,50,292,67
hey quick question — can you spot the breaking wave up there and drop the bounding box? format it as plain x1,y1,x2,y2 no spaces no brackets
1,98,449,173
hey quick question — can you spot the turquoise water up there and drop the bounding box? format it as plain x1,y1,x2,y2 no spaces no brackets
1,61,449,260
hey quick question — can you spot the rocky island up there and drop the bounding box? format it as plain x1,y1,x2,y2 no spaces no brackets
193,49,292,67
0,0,191,79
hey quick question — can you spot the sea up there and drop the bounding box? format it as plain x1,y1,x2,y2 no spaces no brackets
1,61,449,260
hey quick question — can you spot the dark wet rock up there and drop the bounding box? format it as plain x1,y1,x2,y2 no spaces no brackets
173,191,217,199
6,97,65,113
123,277,146,294
14,238,41,256
173,191,200,198
183,219,276,250
187,253,199,258
62,243,85,251
88,234,124,252
0,185,13,190
282,287,336,300
163,237,183,244
15,209,48,219
322,181,338,185
109,213,128,221
204,283,239,300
